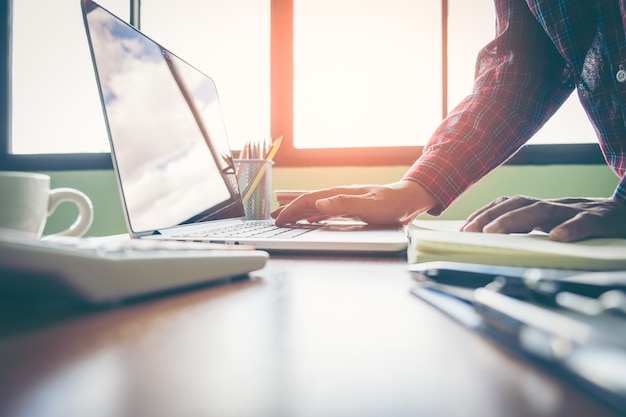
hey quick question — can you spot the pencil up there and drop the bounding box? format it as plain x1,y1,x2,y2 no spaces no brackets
236,140,251,179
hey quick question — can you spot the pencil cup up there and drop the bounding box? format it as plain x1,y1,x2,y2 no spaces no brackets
234,159,274,220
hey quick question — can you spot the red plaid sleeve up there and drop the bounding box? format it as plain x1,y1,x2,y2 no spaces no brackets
403,0,576,214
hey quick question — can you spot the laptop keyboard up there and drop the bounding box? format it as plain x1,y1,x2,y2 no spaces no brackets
181,220,316,239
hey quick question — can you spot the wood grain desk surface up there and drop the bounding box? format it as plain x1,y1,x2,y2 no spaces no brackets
0,255,621,417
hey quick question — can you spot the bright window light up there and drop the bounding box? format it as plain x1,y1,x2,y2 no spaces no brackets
293,0,442,149
11,0,269,155
11,0,128,154
9,0,594,157
140,0,271,151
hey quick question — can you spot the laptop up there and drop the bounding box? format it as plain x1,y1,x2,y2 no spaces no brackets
81,0,408,254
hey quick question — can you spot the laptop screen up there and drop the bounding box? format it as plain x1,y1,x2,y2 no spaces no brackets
82,0,245,235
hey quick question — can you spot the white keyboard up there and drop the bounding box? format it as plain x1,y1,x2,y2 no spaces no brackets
180,220,314,239
0,235,268,304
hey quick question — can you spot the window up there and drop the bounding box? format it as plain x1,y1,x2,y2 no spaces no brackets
293,0,442,149
140,0,270,152
1,0,269,170
271,0,443,166
11,0,128,155
1,0,605,171
272,0,602,166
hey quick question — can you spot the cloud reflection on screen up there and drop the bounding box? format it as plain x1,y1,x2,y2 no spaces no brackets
85,4,244,233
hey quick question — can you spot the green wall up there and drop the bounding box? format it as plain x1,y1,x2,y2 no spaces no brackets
45,164,619,237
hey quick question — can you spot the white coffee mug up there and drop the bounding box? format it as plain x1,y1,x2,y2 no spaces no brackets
0,171,94,239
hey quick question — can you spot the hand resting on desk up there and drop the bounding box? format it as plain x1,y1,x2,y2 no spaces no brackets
462,196,626,242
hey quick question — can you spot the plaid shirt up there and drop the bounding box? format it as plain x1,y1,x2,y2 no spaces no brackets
404,0,626,215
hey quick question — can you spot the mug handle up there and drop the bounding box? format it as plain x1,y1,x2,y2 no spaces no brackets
46,188,94,238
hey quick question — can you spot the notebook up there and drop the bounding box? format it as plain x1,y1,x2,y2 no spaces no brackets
81,0,407,254
408,220,626,270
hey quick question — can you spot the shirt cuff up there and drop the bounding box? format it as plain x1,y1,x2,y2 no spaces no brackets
613,176,626,202
402,155,475,216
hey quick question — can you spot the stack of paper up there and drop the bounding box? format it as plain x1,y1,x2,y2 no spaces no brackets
408,221,626,270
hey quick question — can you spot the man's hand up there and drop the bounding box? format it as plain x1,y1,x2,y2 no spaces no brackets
271,180,436,227
462,195,626,241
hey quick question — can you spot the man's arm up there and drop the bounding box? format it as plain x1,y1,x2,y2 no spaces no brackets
405,0,575,215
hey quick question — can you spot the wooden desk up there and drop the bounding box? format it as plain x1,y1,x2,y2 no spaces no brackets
0,255,620,417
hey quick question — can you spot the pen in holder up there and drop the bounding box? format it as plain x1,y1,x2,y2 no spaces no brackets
235,159,274,220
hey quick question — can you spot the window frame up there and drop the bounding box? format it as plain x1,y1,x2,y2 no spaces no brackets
0,0,606,172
